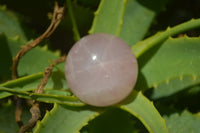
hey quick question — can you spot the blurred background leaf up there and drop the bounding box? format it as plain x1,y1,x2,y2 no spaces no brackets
164,110,200,133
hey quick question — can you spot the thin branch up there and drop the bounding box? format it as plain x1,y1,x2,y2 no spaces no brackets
35,55,66,94
17,103,40,133
14,96,23,127
18,55,66,133
12,2,65,79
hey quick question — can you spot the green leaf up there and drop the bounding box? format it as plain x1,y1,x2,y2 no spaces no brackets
34,104,100,133
85,108,147,133
0,101,31,133
0,70,70,100
66,0,80,41
186,85,200,95
164,110,200,133
89,0,167,46
0,102,19,133
18,45,61,76
137,37,200,98
0,72,43,99
0,34,13,80
0,33,26,81
89,0,126,36
0,32,62,80
120,91,168,133
0,70,68,103
120,0,167,46
151,76,200,99
0,86,84,106
62,3,94,38
0,5,27,42
154,85,200,115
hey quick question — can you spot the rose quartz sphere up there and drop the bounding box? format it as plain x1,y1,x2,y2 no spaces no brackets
65,33,138,107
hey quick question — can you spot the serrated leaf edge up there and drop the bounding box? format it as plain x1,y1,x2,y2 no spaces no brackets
152,75,200,89
120,91,169,133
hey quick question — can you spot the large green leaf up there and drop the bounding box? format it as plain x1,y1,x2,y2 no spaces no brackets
34,104,100,133
17,46,61,76
120,0,167,46
0,5,27,42
89,0,167,46
84,108,147,133
164,110,200,133
136,37,200,98
89,0,126,35
120,91,168,133
33,91,168,133
0,32,62,80
151,76,200,99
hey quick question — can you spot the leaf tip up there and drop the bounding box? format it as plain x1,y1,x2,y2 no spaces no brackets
166,26,171,31
183,34,189,38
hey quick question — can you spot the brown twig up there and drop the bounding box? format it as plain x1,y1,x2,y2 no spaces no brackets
11,2,65,132
34,55,66,94
18,55,66,133
12,2,64,79
14,96,24,127
17,103,40,133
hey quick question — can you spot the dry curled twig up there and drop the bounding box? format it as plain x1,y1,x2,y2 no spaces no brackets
11,2,65,132
18,55,66,133
12,2,64,79
17,103,40,133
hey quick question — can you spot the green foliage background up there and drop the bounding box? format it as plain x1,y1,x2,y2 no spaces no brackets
0,0,200,132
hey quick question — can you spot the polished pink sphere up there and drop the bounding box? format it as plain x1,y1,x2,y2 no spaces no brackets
65,33,138,107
